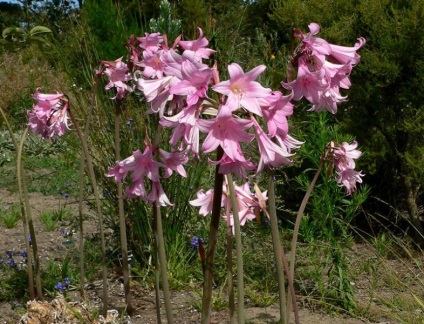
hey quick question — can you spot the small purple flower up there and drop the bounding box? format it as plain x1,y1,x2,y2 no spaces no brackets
0,258,4,265
64,193,70,199
6,251,13,258
6,259,16,267
126,118,133,125
28,235,32,245
20,251,27,258
191,236,204,250
65,183,71,188
60,228,68,236
54,281,66,292
64,277,71,285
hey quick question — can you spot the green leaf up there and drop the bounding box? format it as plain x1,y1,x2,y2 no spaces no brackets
2,26,22,38
29,26,52,37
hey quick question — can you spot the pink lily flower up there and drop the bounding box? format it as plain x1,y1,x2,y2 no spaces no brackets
336,168,364,195
169,60,212,106
179,27,216,62
137,32,164,54
260,91,294,138
329,37,366,66
251,116,293,172
189,189,216,216
101,57,133,100
332,141,362,171
209,153,256,178
198,105,254,160
27,89,70,140
159,149,188,178
148,181,173,207
213,63,271,115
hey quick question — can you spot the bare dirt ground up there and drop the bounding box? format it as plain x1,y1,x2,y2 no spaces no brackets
0,189,422,323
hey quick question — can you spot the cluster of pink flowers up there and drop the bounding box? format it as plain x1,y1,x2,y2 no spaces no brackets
100,24,365,220
327,141,364,195
282,23,366,114
189,181,267,233
27,88,70,140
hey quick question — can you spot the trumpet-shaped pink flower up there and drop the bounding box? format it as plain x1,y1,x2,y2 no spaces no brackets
209,153,256,178
213,63,271,115
27,88,70,140
159,149,188,178
251,117,293,172
101,57,133,100
260,91,294,138
179,27,215,62
332,141,362,170
189,189,216,216
327,141,364,195
336,168,364,195
137,32,164,54
198,105,254,160
169,60,212,106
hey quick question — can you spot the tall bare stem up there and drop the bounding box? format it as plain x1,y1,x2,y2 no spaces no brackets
226,174,244,323
68,108,108,316
286,159,325,319
114,104,133,315
0,109,35,300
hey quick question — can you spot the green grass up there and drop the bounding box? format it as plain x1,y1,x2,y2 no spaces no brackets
0,203,21,228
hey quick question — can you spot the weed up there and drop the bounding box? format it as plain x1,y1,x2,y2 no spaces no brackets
39,210,59,231
0,203,21,228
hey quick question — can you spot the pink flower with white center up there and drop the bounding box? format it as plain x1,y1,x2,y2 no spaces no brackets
251,116,294,173
213,63,271,115
137,32,164,54
169,60,212,106
101,57,133,100
125,177,148,200
179,27,215,62
159,149,188,178
189,189,216,216
198,104,254,160
260,91,294,138
336,168,364,195
27,89,70,140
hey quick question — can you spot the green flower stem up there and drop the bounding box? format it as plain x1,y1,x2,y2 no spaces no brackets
201,146,224,324
267,173,286,324
114,104,133,315
68,108,108,317
286,158,325,319
0,108,35,300
77,79,98,300
226,203,236,324
151,122,173,323
226,174,244,323
18,128,44,300
153,203,174,324
152,213,162,324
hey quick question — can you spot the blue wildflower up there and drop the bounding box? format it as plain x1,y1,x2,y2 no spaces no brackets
64,277,71,285
191,236,204,250
20,251,27,258
6,251,13,258
54,281,66,292
6,259,16,267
